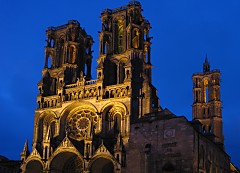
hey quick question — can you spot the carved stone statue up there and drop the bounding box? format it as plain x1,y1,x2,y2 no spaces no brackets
132,30,140,48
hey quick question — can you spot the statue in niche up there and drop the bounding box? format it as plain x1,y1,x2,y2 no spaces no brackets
125,70,130,80
98,72,102,80
132,30,140,48
80,71,84,81
71,47,76,63
79,71,86,85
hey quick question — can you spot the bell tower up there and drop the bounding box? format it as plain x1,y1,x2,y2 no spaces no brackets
97,1,160,121
38,20,93,99
192,57,224,147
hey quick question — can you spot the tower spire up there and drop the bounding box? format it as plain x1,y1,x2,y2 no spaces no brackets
203,55,210,72
193,59,224,148
20,139,30,161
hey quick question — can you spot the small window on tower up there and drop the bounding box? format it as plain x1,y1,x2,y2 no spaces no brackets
204,80,209,102
47,56,52,69
117,19,124,53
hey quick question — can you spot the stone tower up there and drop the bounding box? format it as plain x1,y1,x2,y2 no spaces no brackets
20,1,160,172
98,0,160,120
192,57,224,147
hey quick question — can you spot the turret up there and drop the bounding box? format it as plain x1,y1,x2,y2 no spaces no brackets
192,57,224,148
20,139,30,161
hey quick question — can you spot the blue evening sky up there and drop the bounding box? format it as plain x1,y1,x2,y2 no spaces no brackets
0,0,239,167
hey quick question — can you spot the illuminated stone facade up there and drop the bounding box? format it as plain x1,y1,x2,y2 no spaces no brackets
192,58,224,148
20,1,232,173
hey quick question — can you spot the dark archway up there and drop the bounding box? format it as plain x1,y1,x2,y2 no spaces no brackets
103,58,117,86
50,152,83,173
90,158,114,173
26,160,43,173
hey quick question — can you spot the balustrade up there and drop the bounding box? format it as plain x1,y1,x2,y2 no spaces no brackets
38,81,131,109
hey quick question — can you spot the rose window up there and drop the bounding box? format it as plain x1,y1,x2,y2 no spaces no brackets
67,110,98,140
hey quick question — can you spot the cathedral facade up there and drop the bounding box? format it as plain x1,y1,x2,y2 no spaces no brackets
20,1,232,173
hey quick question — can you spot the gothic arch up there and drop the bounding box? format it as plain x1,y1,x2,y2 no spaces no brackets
42,71,51,96
25,159,44,173
55,35,65,66
48,150,84,173
113,16,126,54
60,101,98,124
100,102,128,116
45,52,54,68
101,34,112,54
24,152,44,173
103,57,118,86
202,77,210,103
101,102,129,135
88,148,119,173
61,101,98,117
119,58,128,84
36,111,59,142
59,101,100,138
89,157,115,173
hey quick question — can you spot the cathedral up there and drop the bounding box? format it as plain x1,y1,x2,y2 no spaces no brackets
19,1,236,173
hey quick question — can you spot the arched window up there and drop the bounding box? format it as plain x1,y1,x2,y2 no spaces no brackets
119,62,125,84
58,38,64,66
114,113,121,133
103,42,107,54
144,28,147,41
103,109,122,135
117,19,124,53
46,56,52,69
103,58,117,86
204,80,209,102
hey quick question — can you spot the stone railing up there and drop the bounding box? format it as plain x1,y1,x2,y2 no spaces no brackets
37,95,60,109
38,81,131,109
65,79,97,89
64,86,98,101
103,84,131,99
64,80,98,101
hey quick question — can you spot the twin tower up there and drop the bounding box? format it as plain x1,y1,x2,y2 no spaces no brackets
20,1,224,172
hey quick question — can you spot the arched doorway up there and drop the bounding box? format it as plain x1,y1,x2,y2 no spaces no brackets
90,158,114,173
50,152,83,173
26,160,43,173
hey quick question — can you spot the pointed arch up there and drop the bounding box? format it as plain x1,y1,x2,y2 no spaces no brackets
59,101,99,139
89,144,120,173
48,150,84,173
101,102,128,135
36,111,59,143
25,159,44,173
